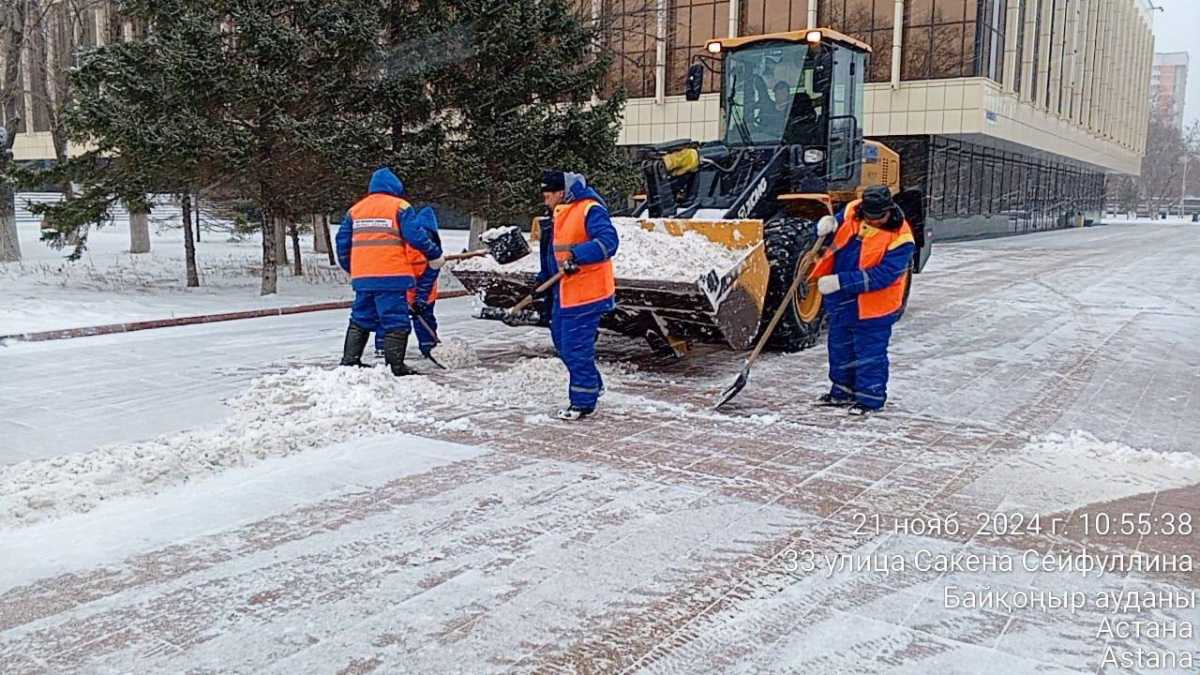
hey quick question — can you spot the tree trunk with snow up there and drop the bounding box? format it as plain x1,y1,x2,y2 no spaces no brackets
313,213,328,253
193,192,201,242
127,201,150,254
260,206,278,295
0,95,20,262
289,218,302,276
180,193,200,287
469,214,487,251
322,214,336,266
274,216,289,266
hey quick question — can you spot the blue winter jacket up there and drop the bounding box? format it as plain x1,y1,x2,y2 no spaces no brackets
822,205,915,327
407,206,441,304
335,168,444,291
537,173,620,316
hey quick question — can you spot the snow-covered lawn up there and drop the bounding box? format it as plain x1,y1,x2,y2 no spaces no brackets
0,201,471,335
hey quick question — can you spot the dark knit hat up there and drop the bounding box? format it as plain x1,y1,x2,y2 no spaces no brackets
541,170,565,193
860,185,895,220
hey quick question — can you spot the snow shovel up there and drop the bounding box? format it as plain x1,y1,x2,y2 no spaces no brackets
412,314,447,370
477,271,565,323
444,225,531,264
715,232,827,409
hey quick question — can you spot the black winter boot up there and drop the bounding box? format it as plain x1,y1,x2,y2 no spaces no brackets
339,323,371,367
383,331,417,376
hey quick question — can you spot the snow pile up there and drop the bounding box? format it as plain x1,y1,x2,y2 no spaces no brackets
0,357,643,525
964,430,1200,513
429,337,480,369
1029,430,1200,469
453,218,746,282
0,367,460,525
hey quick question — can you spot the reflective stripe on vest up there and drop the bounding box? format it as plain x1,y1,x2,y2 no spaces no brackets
347,194,413,279
553,199,615,309
810,198,913,320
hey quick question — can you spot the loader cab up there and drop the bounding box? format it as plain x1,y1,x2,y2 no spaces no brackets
701,29,868,188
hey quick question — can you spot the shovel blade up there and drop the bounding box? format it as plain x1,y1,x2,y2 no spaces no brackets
714,366,750,409
424,352,448,370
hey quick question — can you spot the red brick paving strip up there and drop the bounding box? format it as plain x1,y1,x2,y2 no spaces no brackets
0,291,470,344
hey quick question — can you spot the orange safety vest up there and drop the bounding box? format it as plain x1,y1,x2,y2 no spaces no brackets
405,248,439,304
553,199,615,309
810,199,915,320
347,194,414,280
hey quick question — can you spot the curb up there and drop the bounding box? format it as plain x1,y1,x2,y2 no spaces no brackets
0,290,471,344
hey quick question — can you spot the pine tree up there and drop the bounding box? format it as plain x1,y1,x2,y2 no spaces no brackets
25,0,388,293
376,0,639,221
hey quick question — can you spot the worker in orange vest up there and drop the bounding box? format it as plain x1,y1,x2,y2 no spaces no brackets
372,208,442,360
335,168,444,376
810,185,915,415
537,170,620,421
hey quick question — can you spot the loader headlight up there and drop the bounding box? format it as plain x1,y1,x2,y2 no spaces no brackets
803,148,825,164
706,41,722,54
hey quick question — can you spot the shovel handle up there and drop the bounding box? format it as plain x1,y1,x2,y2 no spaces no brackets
743,230,829,368
444,249,490,262
509,271,565,314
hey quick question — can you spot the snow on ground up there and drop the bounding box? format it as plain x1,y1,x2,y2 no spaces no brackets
454,218,747,281
2,222,1199,672
0,208,471,335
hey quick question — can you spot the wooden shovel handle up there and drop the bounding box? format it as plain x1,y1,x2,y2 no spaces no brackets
510,271,565,313
445,249,489,262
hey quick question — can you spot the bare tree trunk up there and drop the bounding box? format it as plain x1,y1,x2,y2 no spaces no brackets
180,193,199,287
322,214,335,265
312,213,328,253
260,205,277,295
1,2,28,133
273,215,289,266
0,203,18,262
0,119,18,262
127,200,150,253
289,218,302,277
193,192,201,242
469,214,487,250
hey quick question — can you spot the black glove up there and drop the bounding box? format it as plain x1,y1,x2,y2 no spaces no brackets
561,256,580,276
411,300,431,316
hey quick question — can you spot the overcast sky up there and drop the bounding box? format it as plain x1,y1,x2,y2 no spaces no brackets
1151,0,1199,127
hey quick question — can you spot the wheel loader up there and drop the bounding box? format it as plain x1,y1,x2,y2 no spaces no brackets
453,28,932,355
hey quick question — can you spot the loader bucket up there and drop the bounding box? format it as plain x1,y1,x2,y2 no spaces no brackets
453,218,770,351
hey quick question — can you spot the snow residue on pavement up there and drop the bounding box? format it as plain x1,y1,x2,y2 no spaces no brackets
453,218,746,282
962,430,1200,513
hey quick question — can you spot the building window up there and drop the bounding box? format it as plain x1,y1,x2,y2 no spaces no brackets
878,0,979,80
744,0,811,35
601,0,658,99
817,0,891,82
1055,0,1069,116
975,0,1006,82
667,0,731,95
1013,0,1025,93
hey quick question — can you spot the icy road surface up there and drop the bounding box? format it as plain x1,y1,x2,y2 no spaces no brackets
1,222,1199,673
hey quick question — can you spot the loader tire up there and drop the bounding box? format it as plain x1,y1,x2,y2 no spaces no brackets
761,217,822,352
